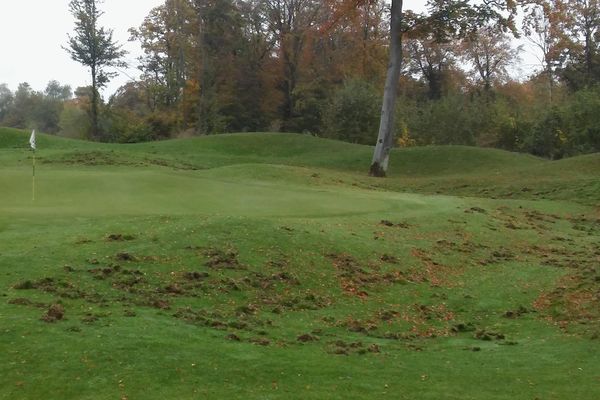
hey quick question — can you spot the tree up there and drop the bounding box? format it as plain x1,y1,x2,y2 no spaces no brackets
462,27,520,92
263,0,323,130
131,0,257,134
35,81,73,133
405,30,457,100
65,0,126,140
191,0,247,134
129,0,196,111
0,84,13,124
521,0,570,102
4,83,35,128
45,80,73,102
369,0,403,177
561,0,600,88
370,0,519,177
317,0,389,82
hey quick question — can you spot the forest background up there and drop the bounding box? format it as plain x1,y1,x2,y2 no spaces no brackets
1,0,599,160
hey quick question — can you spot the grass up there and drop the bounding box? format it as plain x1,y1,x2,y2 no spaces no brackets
1,127,599,399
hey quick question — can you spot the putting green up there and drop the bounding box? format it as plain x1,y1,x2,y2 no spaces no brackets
0,165,464,218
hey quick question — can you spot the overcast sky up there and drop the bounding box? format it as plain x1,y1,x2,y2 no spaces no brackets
0,1,536,98
0,0,165,96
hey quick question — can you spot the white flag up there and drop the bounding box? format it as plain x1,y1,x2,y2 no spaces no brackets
29,130,36,150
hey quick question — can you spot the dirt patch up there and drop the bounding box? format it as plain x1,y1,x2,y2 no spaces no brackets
479,247,517,265
13,280,36,290
41,303,65,323
106,233,136,242
81,313,100,324
343,318,378,333
327,253,406,297
235,304,259,316
451,322,476,333
297,333,319,342
525,241,600,336
124,309,137,317
465,207,487,214
113,275,146,291
115,252,137,262
503,305,530,319
326,340,379,355
262,292,330,312
184,271,210,280
8,298,46,308
8,297,34,306
474,329,505,341
44,152,197,171
239,271,301,291
203,247,246,270
268,271,300,285
267,258,290,269
89,264,121,279
368,343,381,353
163,283,184,295
568,214,600,234
524,210,559,224
14,277,62,293
380,254,400,264
533,263,600,335
408,249,458,287
150,298,171,310
379,220,410,228
41,151,137,167
358,303,457,340
143,157,201,171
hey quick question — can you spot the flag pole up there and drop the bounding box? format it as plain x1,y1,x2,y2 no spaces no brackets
32,148,36,202
29,130,36,202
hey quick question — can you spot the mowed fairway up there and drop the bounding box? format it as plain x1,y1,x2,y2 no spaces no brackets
1,128,599,399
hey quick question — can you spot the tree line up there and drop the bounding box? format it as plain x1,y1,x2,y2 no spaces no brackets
1,0,599,159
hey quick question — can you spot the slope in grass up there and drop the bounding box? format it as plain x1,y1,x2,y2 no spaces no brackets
1,127,599,399
2,127,599,205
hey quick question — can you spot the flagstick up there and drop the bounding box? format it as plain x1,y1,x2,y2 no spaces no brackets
32,148,36,202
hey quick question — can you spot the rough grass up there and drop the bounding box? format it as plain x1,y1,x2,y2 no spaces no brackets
1,128,599,399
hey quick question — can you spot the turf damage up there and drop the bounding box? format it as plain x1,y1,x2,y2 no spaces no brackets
2,132,599,399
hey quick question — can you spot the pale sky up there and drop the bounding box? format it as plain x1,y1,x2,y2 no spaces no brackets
0,0,165,96
0,1,536,98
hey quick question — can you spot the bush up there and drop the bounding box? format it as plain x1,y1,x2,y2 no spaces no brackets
58,104,91,139
406,95,476,145
524,107,568,159
567,87,600,153
322,80,381,145
104,110,177,143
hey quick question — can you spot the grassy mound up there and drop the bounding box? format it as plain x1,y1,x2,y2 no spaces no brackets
0,127,96,150
1,127,599,399
1,128,543,173
2,128,599,205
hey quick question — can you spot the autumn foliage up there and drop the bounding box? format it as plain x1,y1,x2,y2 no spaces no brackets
1,0,600,158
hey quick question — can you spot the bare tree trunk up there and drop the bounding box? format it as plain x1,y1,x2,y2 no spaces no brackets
91,66,99,140
197,10,208,135
369,0,403,177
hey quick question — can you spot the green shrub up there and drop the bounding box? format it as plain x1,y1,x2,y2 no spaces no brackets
322,80,381,145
